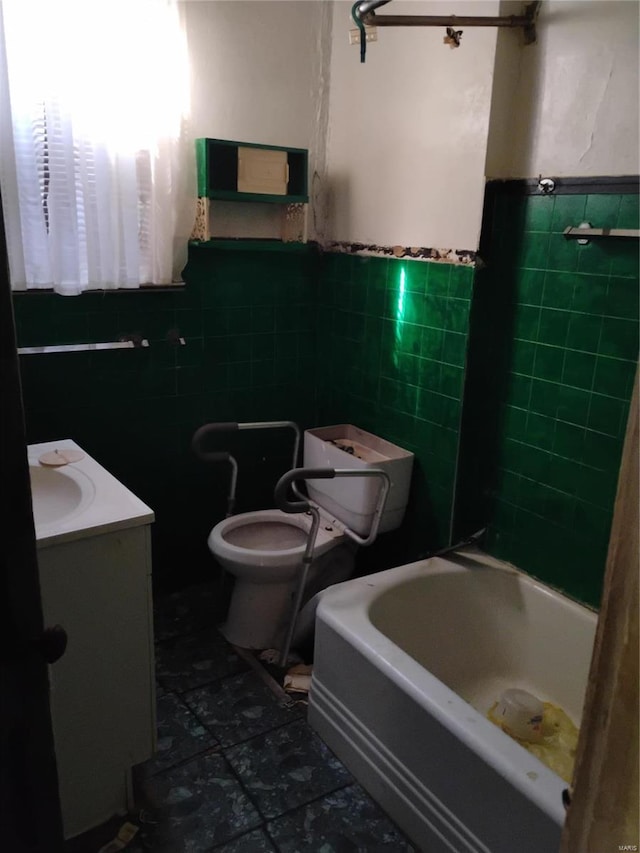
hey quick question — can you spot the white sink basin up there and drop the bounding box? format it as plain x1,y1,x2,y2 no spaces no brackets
29,465,95,527
29,462,96,531
27,440,154,547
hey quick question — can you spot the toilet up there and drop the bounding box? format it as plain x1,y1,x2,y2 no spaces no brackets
206,424,414,651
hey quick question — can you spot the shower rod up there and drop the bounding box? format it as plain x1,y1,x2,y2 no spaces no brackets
352,1,541,61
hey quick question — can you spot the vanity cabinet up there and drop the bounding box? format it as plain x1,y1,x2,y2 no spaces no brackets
29,440,155,840
191,137,309,246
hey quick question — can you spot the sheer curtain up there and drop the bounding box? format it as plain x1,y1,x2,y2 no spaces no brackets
0,0,194,295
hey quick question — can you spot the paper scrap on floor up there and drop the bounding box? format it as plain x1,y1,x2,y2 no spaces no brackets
97,822,139,853
284,663,313,694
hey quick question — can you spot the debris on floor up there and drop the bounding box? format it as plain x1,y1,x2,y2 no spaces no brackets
284,663,313,695
258,648,304,667
97,821,139,853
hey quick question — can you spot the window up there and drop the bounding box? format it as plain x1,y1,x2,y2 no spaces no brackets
0,0,194,295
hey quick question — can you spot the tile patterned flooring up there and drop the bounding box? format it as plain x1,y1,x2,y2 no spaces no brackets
119,581,417,853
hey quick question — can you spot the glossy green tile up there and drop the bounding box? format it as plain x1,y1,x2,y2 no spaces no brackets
439,363,464,399
609,241,639,278
518,233,550,270
575,464,618,510
587,393,627,438
496,468,521,503
576,241,613,276
518,444,552,482
524,195,555,232
426,263,451,297
592,355,636,400
441,396,461,430
571,274,608,316
227,361,252,389
511,339,536,376
545,454,579,495
547,233,580,273
367,257,389,290
416,388,444,425
584,194,621,229
566,312,602,354
552,420,585,461
604,276,640,320
505,373,533,409
514,268,545,306
460,189,637,608
583,429,622,470
573,498,611,539
441,331,467,367
562,349,596,390
449,265,474,299
251,305,275,333
599,316,639,361
251,359,275,388
617,194,640,228
419,358,442,392
528,378,558,417
445,299,470,333
396,323,422,355
421,326,445,361
556,384,591,426
538,308,571,347
525,411,556,452
532,344,565,383
365,281,387,317
513,304,540,341
551,195,587,233
541,271,573,310
502,404,528,436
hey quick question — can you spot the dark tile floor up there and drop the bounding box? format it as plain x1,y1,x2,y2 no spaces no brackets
69,581,416,852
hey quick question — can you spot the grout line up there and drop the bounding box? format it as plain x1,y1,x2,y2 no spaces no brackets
138,742,226,781
261,781,354,828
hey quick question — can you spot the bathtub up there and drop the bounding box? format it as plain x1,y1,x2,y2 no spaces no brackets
308,550,597,853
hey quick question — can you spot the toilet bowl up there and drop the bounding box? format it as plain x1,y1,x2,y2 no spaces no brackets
209,507,353,649
203,423,414,653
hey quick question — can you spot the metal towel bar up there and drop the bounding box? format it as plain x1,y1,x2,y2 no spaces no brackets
563,226,640,241
17,339,149,354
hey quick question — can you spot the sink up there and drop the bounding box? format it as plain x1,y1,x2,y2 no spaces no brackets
29,463,96,529
27,439,153,547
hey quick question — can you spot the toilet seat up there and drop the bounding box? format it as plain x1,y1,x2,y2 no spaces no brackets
207,507,345,581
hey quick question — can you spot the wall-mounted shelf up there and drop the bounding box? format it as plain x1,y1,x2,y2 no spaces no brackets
191,138,309,246
196,138,308,203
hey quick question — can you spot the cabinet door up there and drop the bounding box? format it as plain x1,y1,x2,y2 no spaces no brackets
237,147,288,195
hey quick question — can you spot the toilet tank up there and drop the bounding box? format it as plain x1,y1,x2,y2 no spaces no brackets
303,424,414,536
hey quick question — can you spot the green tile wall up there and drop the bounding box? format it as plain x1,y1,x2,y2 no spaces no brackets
13,247,319,590
456,187,639,607
16,190,633,607
316,253,473,573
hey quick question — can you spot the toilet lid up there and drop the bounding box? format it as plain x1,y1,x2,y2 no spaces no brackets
223,520,308,551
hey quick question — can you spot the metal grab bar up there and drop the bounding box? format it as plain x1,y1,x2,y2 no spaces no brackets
191,420,301,517
274,465,391,667
274,466,391,547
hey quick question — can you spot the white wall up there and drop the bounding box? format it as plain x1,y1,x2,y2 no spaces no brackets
324,1,499,251
486,1,640,178
182,1,639,250
183,0,332,239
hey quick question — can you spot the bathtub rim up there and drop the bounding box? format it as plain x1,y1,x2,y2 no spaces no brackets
313,550,598,827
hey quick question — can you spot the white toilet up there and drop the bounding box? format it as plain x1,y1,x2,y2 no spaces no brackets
206,424,414,651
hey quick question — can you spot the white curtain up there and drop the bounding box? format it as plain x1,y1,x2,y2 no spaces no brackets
0,0,194,295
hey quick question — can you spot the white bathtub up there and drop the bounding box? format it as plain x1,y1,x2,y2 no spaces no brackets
308,550,597,853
